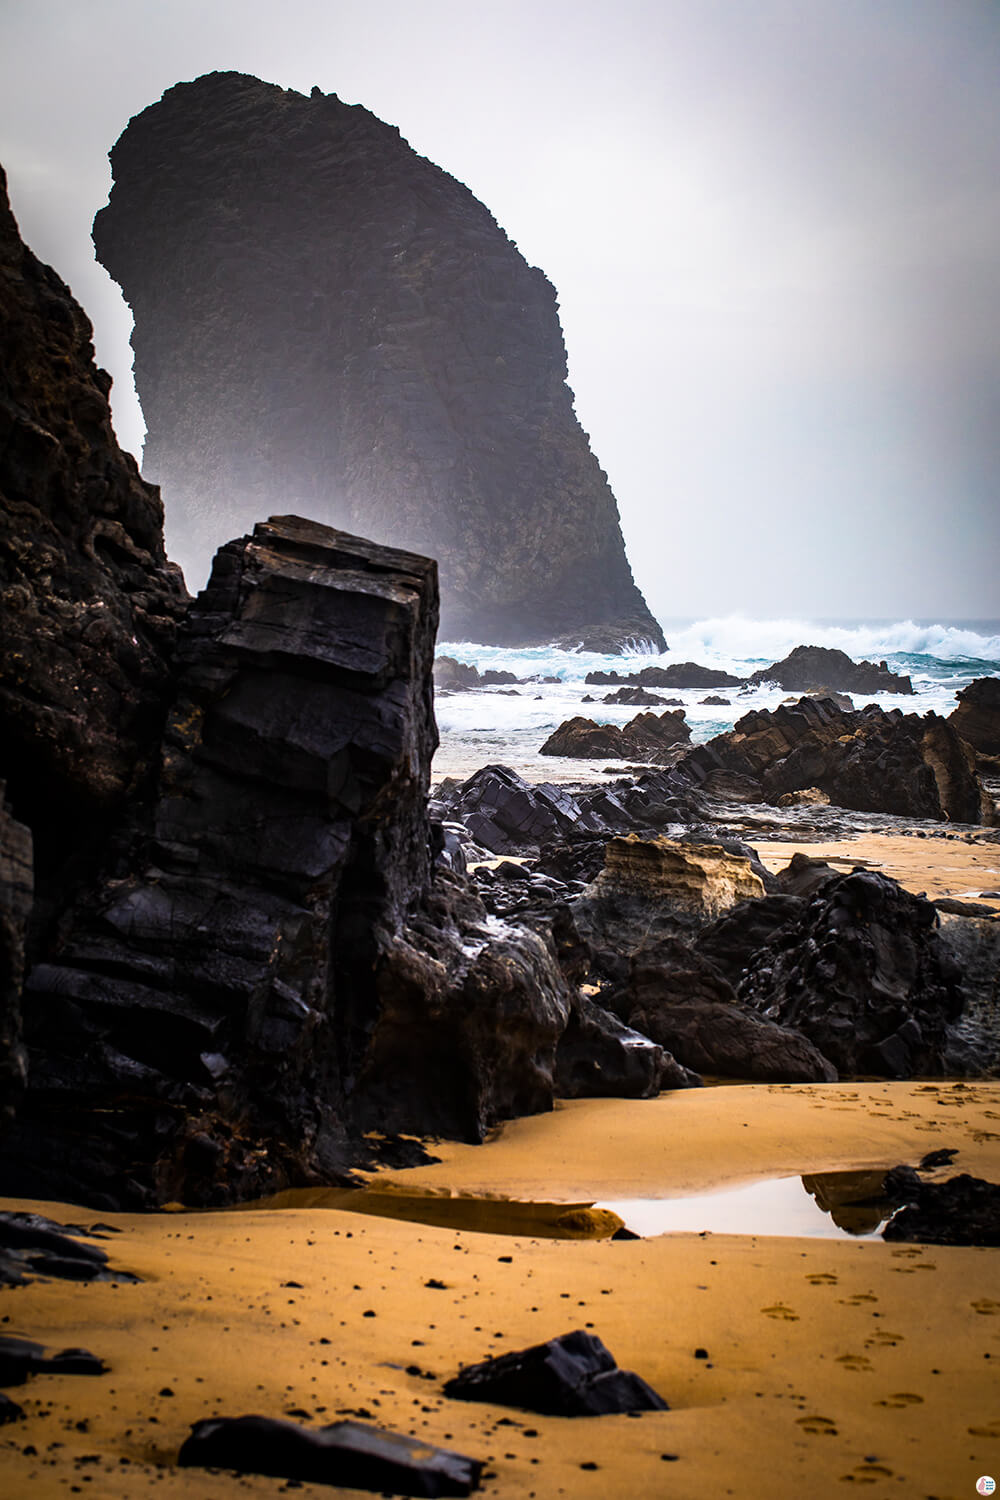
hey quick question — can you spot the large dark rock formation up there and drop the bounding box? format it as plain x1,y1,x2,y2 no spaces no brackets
0,164,187,1130
91,71,664,653
705,696,993,823
740,870,963,1076
539,709,690,761
949,676,1000,757
749,645,913,695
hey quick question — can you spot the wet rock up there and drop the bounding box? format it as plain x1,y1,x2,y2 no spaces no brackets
704,696,992,823
3,517,442,1206
749,645,913,695
435,765,625,855
949,676,1000,757
881,1169,1000,1246
693,894,805,988
771,852,841,898
443,1329,668,1416
700,695,731,706
613,938,837,1082
178,1414,483,1496
93,71,663,652
554,992,699,1098
585,664,742,690
740,870,964,1076
540,711,690,762
601,687,667,706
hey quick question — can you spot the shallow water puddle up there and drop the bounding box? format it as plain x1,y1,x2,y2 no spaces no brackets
248,1168,896,1241
598,1169,895,1240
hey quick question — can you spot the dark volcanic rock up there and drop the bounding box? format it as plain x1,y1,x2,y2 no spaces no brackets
540,709,690,762
949,676,1000,756
554,992,698,1098
601,686,667,706
749,645,913,695
92,71,664,653
705,695,992,823
433,657,481,691
0,166,187,897
615,938,837,1083
4,518,440,1204
444,1330,668,1416
0,164,187,1133
179,1414,483,1496
435,765,629,855
740,870,964,1077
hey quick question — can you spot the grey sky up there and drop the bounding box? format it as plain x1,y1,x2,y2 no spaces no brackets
1,0,998,619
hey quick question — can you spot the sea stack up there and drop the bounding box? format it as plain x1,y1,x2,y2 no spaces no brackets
93,72,665,653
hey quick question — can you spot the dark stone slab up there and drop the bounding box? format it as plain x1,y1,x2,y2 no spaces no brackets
178,1414,483,1495
0,1335,106,1386
443,1329,668,1416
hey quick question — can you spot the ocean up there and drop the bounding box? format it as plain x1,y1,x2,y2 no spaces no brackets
432,615,1000,784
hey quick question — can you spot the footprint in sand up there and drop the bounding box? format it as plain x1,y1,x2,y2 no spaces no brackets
807,1273,838,1286
968,1419,1000,1439
972,1299,1000,1316
797,1415,839,1435
874,1392,924,1408
969,1129,1000,1143
840,1464,894,1485
839,1292,879,1304
864,1330,905,1349
761,1303,800,1321
890,1248,923,1259
835,1354,873,1371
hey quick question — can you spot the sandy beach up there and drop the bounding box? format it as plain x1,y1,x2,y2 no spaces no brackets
1,830,998,1499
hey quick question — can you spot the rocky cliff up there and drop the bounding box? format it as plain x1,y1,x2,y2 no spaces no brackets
0,163,188,1128
92,71,664,652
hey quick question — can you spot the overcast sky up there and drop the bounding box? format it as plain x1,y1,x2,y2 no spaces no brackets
2,0,998,621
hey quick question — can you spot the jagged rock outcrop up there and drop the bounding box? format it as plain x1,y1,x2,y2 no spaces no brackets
0,164,188,1130
92,71,664,652
4,518,622,1207
0,164,188,894
949,677,1000,757
740,870,963,1076
540,709,690,761
705,696,993,823
749,644,913,695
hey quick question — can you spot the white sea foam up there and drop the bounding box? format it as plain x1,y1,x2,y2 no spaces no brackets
433,617,1000,783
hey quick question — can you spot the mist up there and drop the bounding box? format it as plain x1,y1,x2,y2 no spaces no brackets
2,0,998,619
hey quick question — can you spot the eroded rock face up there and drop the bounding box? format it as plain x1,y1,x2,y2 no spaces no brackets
92,71,664,652
0,165,188,904
949,677,1000,757
572,836,766,972
707,696,992,823
749,645,913,695
0,792,30,1129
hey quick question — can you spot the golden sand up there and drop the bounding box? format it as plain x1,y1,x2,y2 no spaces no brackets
0,830,997,1498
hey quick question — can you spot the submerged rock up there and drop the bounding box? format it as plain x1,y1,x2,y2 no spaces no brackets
749,644,913,695
92,71,663,652
444,1329,668,1417
179,1414,483,1496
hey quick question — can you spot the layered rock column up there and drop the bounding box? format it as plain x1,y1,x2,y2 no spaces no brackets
92,71,665,650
